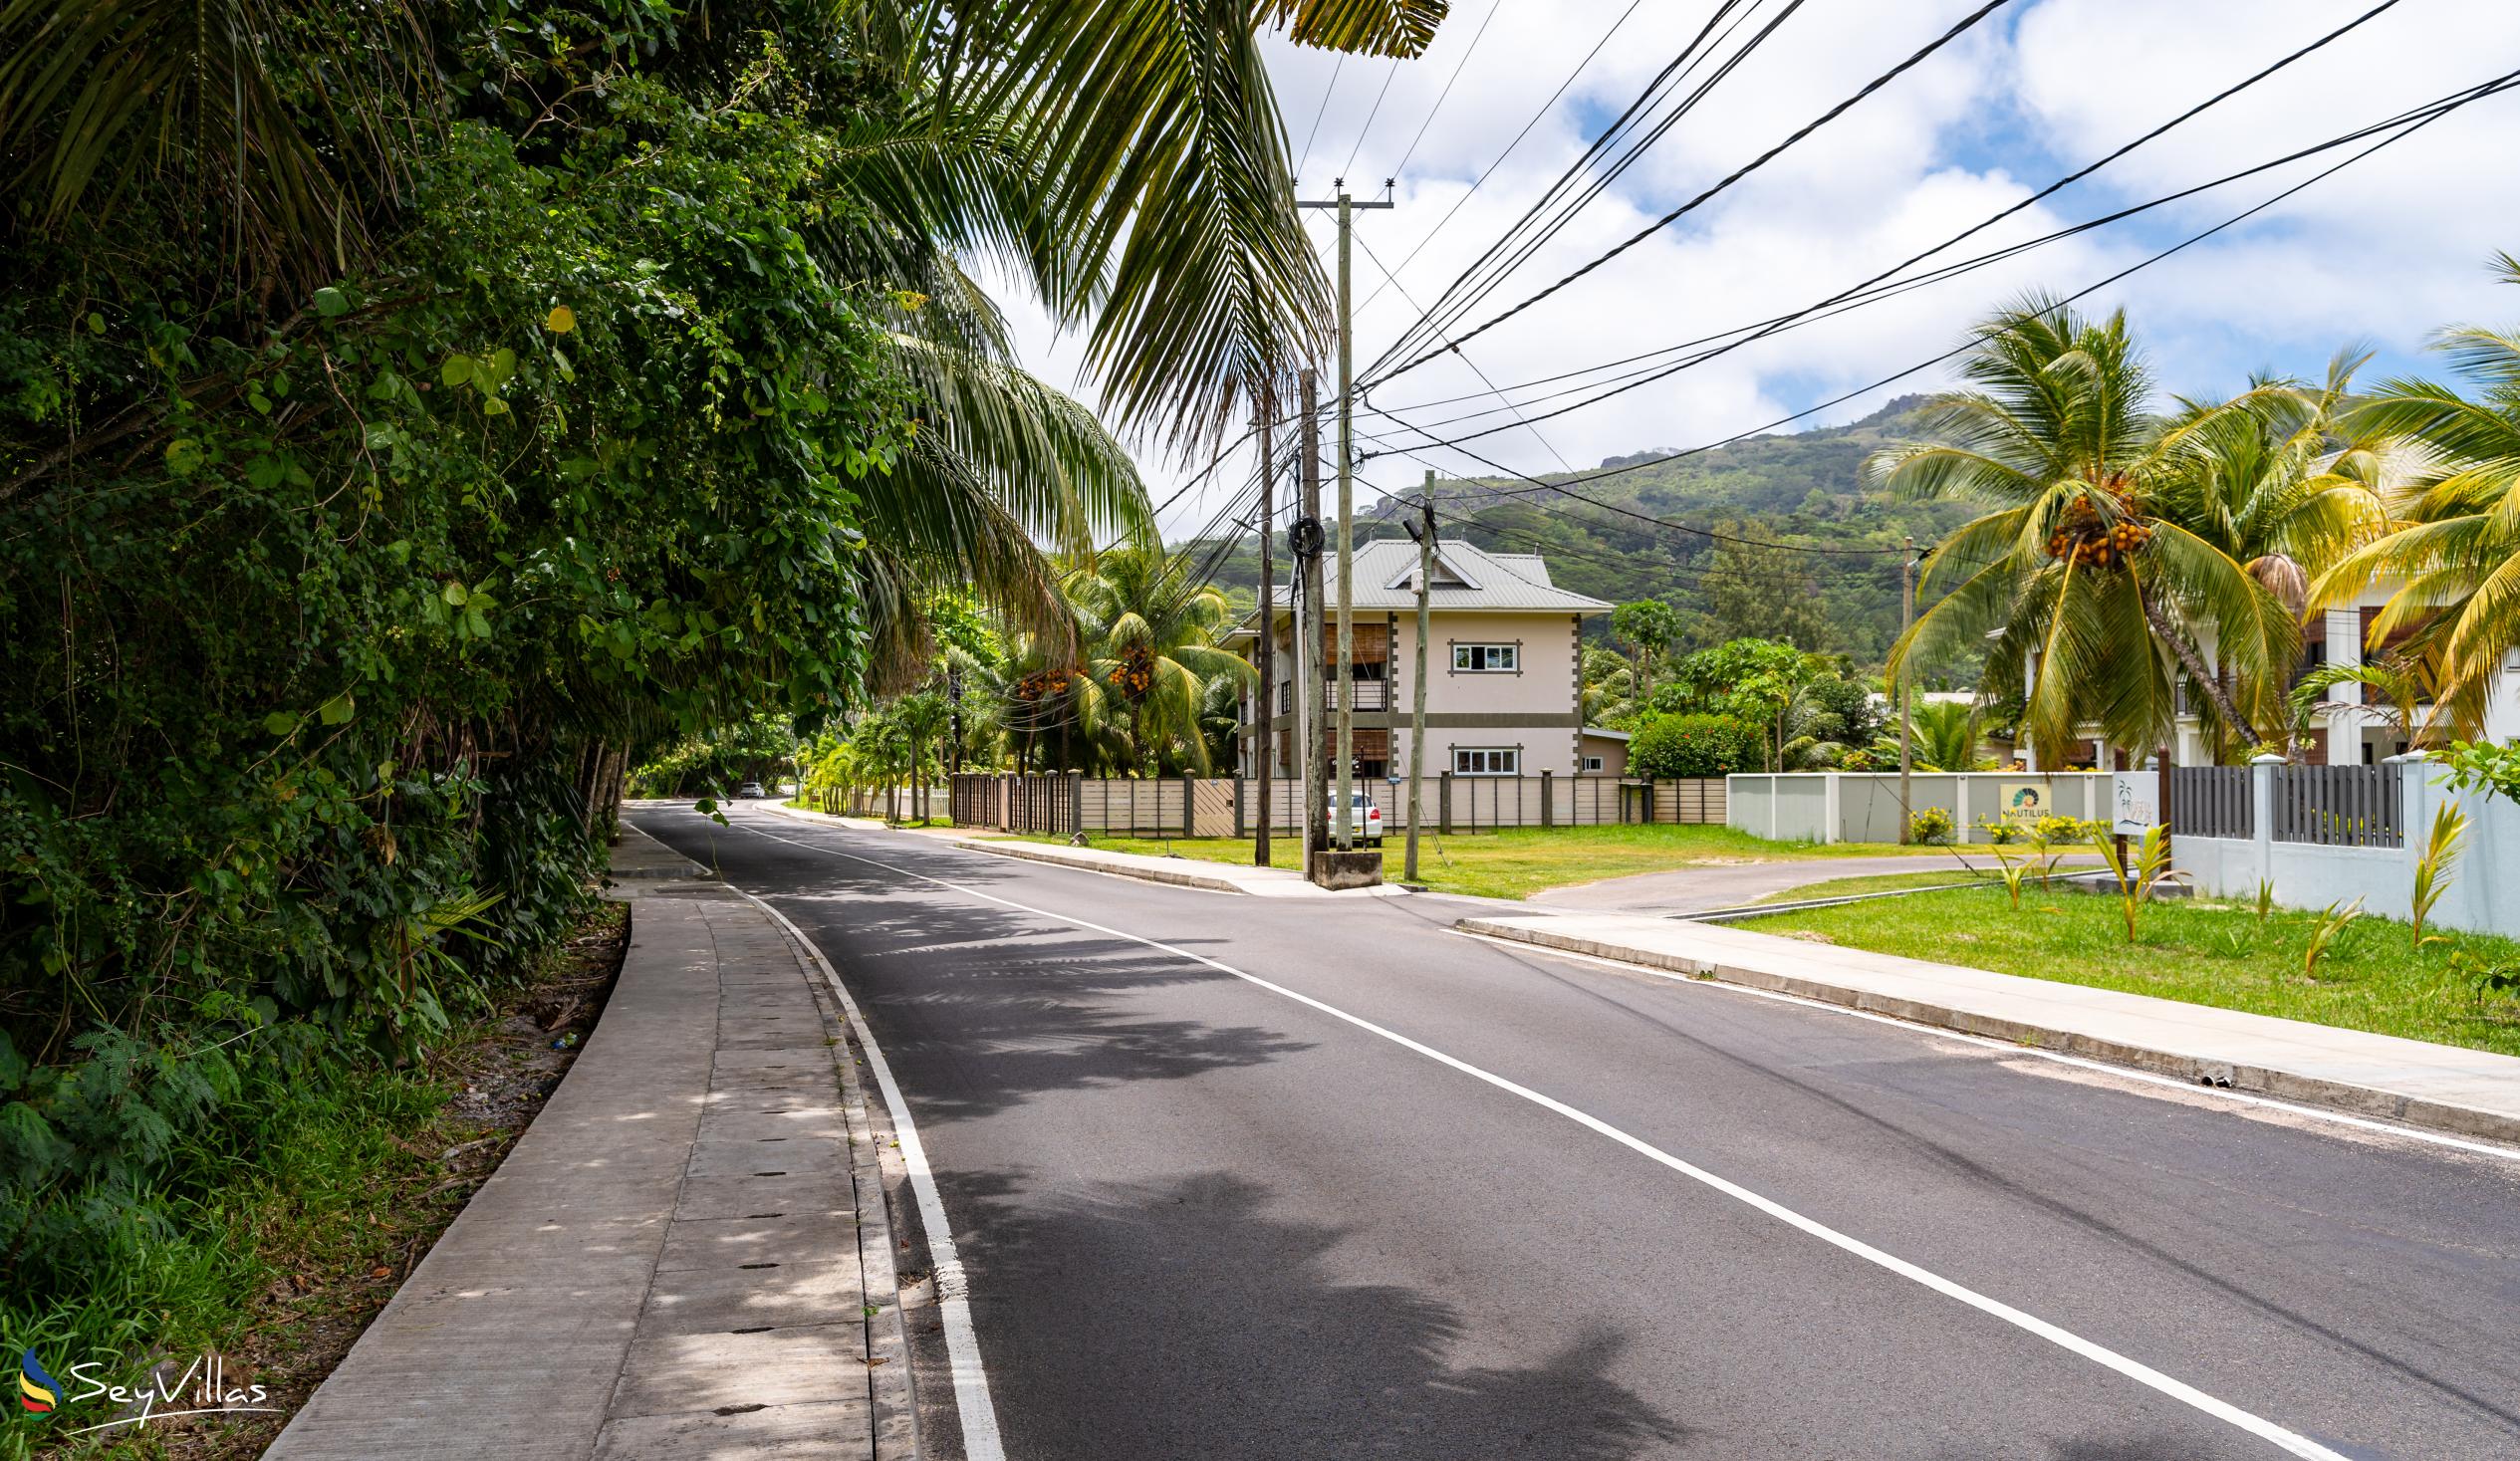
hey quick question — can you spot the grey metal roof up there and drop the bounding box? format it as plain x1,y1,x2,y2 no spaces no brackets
1254,539,1611,615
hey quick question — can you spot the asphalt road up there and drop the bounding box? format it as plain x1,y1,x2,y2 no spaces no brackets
632,804,2520,1461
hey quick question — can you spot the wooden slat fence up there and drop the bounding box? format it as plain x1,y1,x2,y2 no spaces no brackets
2272,764,2401,848
2170,767,2252,840
942,775,1723,834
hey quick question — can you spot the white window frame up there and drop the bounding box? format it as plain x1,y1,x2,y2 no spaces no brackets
1582,755,1605,773
1451,642,1518,673
1453,747,1519,776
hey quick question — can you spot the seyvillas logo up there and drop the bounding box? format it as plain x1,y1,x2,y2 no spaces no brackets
19,1353,57,1414
17,1349,281,1436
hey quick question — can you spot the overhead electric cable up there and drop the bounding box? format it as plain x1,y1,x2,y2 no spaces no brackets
1357,0,2409,431
1362,66,2520,458
1295,56,1347,183
1356,66,2520,544
1371,0,2017,385
1384,0,1505,181
1368,0,1787,367
1355,0,1650,314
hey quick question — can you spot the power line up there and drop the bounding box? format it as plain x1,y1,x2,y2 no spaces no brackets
1339,57,1403,182
1360,65,2520,475
1384,0,1505,182
1356,0,2415,437
1369,0,1791,370
1370,0,2017,385
1350,225,1574,471
1295,56,1346,184
1356,0,1651,315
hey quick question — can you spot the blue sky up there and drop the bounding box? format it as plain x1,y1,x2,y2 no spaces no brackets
1003,0,2520,535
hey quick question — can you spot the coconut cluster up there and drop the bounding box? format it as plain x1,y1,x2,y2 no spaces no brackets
1108,643,1156,698
2047,487,2151,569
1014,668,1079,701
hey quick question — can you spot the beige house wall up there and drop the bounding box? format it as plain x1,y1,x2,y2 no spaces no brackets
1242,609,1594,778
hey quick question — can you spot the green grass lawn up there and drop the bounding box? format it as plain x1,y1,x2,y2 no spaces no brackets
1022,824,1950,900
1736,886,2520,1056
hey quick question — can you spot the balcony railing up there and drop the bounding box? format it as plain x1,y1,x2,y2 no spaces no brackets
1322,678,1390,712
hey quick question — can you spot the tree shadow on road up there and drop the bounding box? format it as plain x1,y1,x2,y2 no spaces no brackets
941,1168,1685,1461
773,863,1318,1123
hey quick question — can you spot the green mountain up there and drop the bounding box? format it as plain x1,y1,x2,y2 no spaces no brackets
1181,395,1980,674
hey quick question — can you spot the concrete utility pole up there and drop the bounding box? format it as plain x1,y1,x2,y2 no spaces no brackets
1897,536,1915,844
1298,368,1329,871
1298,180,1390,851
1405,471,1434,883
1253,383,1276,868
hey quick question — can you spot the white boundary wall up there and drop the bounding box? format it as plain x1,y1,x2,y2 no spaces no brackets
2173,754,2520,939
1726,772,2112,845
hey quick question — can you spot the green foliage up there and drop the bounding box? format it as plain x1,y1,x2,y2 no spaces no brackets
2256,877,2277,927
2439,740,2520,807
2451,947,2520,1003
2410,803,2469,952
1880,300,2372,764
1610,598,1680,698
1986,842,2035,908
1628,714,1763,779
630,717,802,801
2089,824,2182,942
1890,699,1982,771
1906,807,1955,847
2306,897,2368,979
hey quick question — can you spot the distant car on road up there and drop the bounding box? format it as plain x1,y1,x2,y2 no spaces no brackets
1331,791,1383,847
736,781,767,800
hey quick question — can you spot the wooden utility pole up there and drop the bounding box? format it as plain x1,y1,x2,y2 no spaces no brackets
1299,368,1329,870
1298,180,1391,852
1897,536,1916,845
1253,383,1276,868
1406,472,1434,882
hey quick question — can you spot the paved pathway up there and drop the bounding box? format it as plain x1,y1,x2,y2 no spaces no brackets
266,857,911,1460
1529,851,2090,915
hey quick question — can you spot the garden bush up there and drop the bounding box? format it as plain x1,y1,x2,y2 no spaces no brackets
1629,714,1764,778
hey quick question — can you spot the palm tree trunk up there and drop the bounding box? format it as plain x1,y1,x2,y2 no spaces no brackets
2140,597,2265,754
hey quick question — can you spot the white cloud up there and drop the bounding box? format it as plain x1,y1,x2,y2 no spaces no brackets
990,0,2520,538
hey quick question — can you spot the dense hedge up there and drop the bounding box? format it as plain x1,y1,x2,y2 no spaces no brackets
0,5,906,1365
1628,713,1764,778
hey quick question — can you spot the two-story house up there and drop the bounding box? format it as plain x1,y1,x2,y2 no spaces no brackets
1229,539,1611,781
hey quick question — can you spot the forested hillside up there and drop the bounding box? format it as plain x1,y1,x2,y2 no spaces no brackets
1188,396,1980,674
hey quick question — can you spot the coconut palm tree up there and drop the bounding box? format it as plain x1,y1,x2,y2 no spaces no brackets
0,0,1448,676
1880,700,1987,773
2288,651,2469,753
2146,354,2393,756
1067,547,1254,775
1872,298,2342,766
2314,254,2520,719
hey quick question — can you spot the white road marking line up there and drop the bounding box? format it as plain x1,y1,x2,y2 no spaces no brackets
710,812,2352,1461
722,881,1007,1461
1453,931,2520,1166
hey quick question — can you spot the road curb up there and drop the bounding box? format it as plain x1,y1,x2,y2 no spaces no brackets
946,837,1258,893
1457,916,2520,1149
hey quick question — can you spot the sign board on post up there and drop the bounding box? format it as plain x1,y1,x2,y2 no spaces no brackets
2110,770,2157,836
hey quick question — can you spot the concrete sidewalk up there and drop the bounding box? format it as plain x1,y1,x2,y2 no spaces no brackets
266,860,913,1459
1459,910,2520,1146
607,816,713,880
